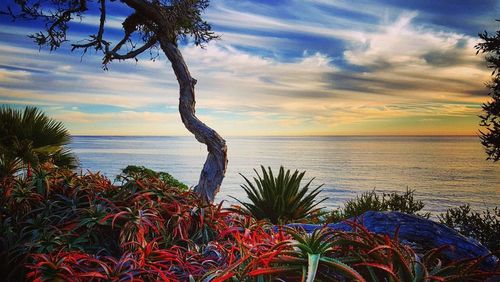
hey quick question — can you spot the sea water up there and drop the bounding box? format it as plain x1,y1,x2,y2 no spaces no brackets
70,136,500,213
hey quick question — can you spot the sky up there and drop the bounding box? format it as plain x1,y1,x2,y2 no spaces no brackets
0,0,499,136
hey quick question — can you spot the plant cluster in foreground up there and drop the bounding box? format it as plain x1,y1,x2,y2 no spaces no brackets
0,166,498,281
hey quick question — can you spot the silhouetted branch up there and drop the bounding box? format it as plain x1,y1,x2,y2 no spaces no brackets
13,0,89,50
105,36,158,64
71,0,109,54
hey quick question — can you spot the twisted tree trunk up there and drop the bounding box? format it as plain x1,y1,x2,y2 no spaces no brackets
159,38,227,203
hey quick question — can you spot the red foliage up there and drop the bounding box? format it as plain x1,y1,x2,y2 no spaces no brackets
2,167,498,281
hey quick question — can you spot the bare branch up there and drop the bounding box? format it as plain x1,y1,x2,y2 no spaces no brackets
71,0,109,54
109,12,146,54
104,36,158,65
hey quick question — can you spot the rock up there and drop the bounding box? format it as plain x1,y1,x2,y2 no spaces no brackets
287,211,498,270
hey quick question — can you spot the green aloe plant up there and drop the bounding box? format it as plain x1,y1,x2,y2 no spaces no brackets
288,227,354,282
234,166,326,224
249,227,366,281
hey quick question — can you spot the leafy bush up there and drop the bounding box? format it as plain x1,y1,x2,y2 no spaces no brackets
383,189,427,216
342,190,386,218
117,165,188,190
439,204,500,251
234,166,326,224
328,188,429,222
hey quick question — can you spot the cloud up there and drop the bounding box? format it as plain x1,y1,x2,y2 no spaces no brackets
343,12,475,68
218,32,290,49
51,110,186,135
0,0,494,136
0,67,31,83
207,2,367,42
77,15,125,30
53,110,177,123
0,87,161,109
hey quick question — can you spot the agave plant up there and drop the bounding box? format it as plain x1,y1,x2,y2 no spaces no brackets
234,166,326,224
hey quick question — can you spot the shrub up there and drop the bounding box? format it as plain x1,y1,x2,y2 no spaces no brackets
439,204,500,251
328,188,429,222
234,166,326,224
342,190,386,218
383,188,427,216
117,165,188,190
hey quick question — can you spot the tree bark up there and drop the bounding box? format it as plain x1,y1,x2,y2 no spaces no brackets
159,37,227,203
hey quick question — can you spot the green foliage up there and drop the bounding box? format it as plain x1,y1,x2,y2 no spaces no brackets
0,152,22,179
287,227,358,282
476,22,500,161
438,204,500,251
342,190,386,218
117,165,189,190
328,188,429,222
234,166,326,224
384,189,427,215
0,166,497,281
0,106,77,178
325,208,344,223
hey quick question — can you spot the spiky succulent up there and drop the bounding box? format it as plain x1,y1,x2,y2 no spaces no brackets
234,166,326,224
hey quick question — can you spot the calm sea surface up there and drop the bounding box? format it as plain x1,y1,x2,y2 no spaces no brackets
70,136,499,214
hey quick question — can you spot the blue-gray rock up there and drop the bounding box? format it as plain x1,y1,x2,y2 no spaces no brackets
286,211,498,270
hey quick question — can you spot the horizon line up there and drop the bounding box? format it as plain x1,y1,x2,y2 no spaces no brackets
71,134,479,137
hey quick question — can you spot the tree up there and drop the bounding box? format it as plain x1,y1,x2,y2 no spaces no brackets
476,22,500,161
0,106,78,178
3,0,228,202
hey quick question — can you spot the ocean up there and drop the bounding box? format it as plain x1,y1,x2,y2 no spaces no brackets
70,136,499,214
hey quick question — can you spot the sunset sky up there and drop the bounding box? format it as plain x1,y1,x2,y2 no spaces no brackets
0,0,499,136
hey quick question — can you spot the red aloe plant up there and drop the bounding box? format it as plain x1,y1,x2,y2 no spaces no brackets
3,166,498,281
